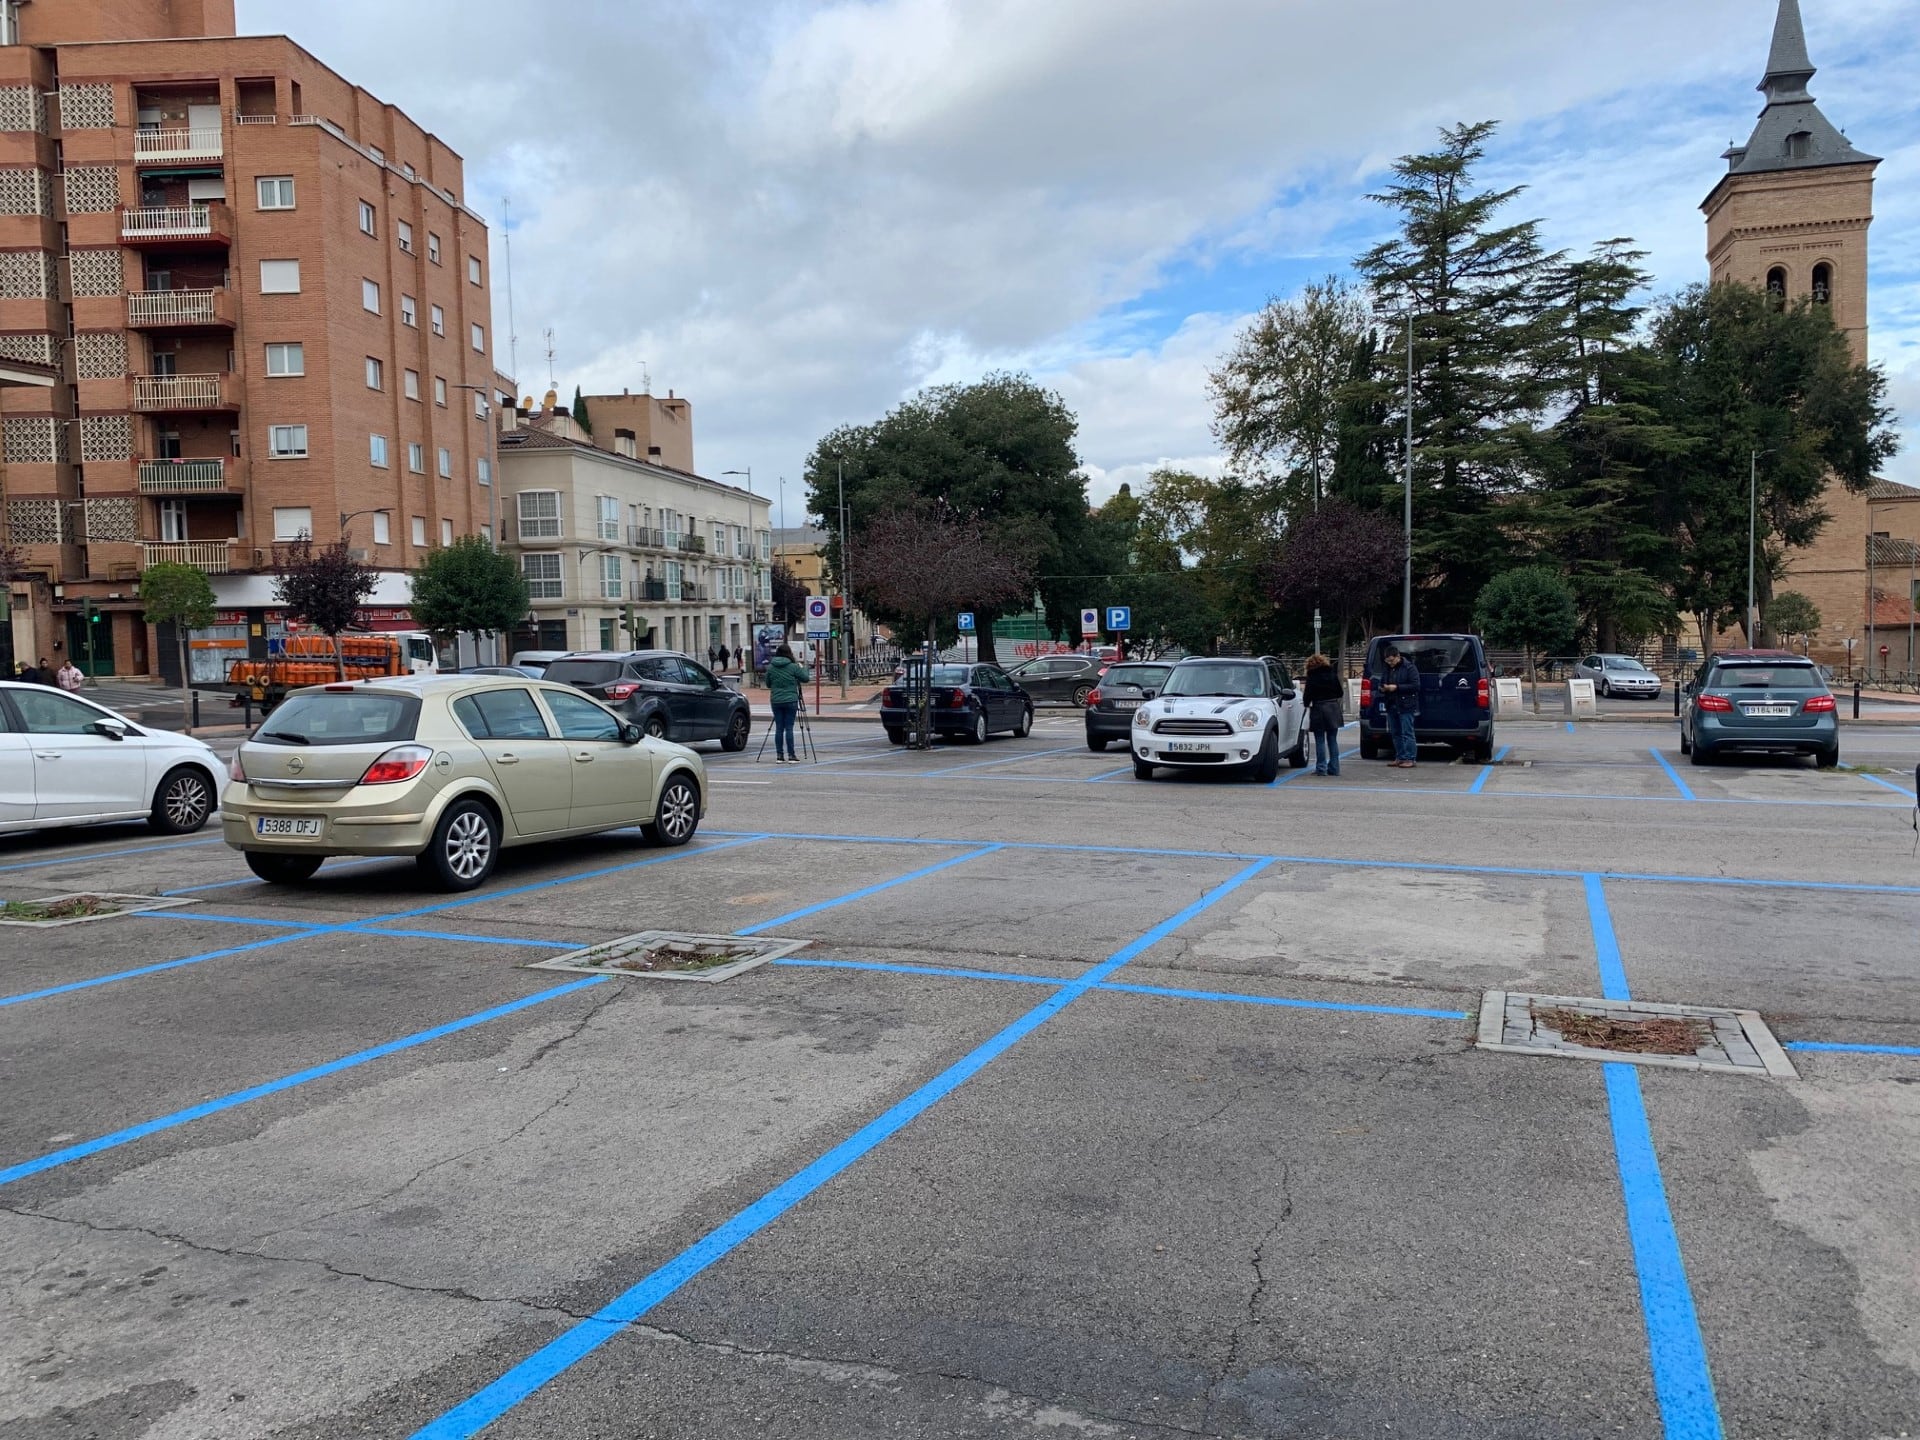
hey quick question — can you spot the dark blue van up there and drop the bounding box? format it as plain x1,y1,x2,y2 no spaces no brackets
1358,634,1495,762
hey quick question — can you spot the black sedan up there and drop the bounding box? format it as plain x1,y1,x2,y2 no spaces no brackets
1005,653,1109,707
1086,662,1171,750
543,650,752,750
881,664,1033,745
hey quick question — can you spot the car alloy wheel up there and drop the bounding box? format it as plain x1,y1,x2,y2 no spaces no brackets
648,774,700,846
441,807,495,883
1071,683,1093,708
971,711,989,744
644,713,669,740
722,711,750,752
152,766,213,834
1015,707,1032,738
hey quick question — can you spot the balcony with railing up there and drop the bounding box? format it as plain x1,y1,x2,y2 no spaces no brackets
134,126,224,162
628,525,665,550
137,457,231,493
680,584,709,603
121,202,232,246
126,288,235,330
678,534,707,554
140,539,235,573
632,579,667,602
130,372,235,411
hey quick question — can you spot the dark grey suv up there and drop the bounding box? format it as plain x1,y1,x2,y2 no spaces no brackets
543,651,752,750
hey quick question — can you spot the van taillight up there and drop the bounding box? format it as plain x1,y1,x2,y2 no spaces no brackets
1360,678,1372,709
1477,678,1490,710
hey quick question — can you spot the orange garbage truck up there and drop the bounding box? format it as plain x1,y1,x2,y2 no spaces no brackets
226,632,433,711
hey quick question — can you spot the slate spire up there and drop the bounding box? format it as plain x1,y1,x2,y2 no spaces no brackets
1721,0,1877,175
1760,0,1816,104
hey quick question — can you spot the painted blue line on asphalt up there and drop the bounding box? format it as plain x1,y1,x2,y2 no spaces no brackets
1604,1063,1728,1440
1468,745,1512,795
0,932,307,1009
737,846,1004,935
1566,721,1577,734
1584,875,1632,1002
406,858,1276,1439
0,834,222,876
0,977,608,1189
1784,1040,1920,1057
1272,745,1356,786
1650,749,1696,802
1853,770,1917,799
1085,765,1133,783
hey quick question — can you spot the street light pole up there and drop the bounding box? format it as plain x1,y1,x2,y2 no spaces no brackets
1402,311,1414,635
722,468,756,682
837,457,850,698
1748,450,1758,645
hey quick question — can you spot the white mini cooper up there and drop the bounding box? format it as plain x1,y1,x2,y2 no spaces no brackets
1131,657,1308,782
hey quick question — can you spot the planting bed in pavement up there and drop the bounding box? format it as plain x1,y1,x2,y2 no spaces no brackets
0,720,1917,1439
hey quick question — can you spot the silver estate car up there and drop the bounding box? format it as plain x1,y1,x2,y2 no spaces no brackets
223,674,706,890
1573,653,1663,700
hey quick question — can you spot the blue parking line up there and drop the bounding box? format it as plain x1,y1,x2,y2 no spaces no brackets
1585,876,1632,1002
0,977,608,1189
1650,749,1696,802
1468,745,1512,795
0,931,313,1010
0,834,222,876
1785,1040,1920,1057
1853,771,1917,799
737,846,1004,935
1086,766,1134,782
1566,721,1577,734
406,858,1276,1439
1271,745,1355,786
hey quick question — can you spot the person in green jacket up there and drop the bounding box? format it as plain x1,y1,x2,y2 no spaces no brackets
765,643,811,762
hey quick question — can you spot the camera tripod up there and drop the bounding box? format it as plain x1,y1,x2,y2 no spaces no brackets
755,695,819,764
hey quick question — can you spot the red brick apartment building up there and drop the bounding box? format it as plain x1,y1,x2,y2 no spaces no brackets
0,0,504,679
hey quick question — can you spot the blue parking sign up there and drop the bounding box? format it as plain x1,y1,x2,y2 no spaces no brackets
1106,606,1131,632
957,612,975,633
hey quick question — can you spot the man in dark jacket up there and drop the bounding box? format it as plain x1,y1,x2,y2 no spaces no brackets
1374,646,1421,768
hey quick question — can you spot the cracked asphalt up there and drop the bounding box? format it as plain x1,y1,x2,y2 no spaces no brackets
2,716,1918,1438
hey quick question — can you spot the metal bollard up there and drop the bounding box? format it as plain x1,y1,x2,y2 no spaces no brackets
191,689,200,728
1853,681,1862,720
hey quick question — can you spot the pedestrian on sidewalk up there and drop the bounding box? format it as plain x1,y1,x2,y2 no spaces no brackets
55,658,84,692
1303,654,1344,776
708,643,720,671
764,643,811,763
1373,645,1421,768
716,643,730,673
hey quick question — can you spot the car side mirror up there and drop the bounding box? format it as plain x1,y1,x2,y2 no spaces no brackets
1142,690,1158,700
619,723,644,745
1279,689,1297,702
92,719,128,741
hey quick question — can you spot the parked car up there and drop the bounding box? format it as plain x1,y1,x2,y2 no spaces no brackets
222,675,706,890
880,663,1033,745
1086,663,1172,751
1358,634,1495,762
0,681,222,836
1574,653,1663,700
1006,653,1109,707
542,651,751,750
1680,650,1838,768
508,651,568,676
1129,657,1307,781
456,665,544,679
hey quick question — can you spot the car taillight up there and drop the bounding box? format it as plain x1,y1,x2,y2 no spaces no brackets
1360,678,1373,709
1476,678,1490,710
1803,694,1837,713
1087,688,1103,707
606,682,639,701
948,688,968,708
228,751,247,782
884,687,904,705
359,744,434,785
1696,694,1734,713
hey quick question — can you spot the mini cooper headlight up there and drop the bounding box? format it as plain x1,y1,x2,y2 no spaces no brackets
1238,710,1259,729
1134,708,1152,728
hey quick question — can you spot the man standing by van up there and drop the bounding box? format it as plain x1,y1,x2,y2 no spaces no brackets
1375,645,1421,768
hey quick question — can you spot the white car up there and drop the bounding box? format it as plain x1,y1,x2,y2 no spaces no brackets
1131,657,1308,781
0,681,223,835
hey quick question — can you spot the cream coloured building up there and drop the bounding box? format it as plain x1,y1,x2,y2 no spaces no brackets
496,413,770,659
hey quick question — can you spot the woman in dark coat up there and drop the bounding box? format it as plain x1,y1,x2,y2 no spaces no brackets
1302,654,1345,777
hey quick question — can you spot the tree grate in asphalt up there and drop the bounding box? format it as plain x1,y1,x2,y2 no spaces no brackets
0,891,195,927
1476,990,1798,1079
525,931,809,983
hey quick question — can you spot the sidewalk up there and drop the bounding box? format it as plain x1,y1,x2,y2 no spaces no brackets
735,677,889,722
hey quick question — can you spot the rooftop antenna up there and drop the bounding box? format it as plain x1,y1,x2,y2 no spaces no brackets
640,360,652,394
502,195,519,384
544,328,556,391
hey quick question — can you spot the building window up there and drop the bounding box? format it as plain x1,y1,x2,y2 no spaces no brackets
429,304,445,336
362,278,380,313
468,255,482,286
370,434,389,468
596,495,620,541
272,506,313,540
757,529,771,562
408,442,425,473
665,560,683,601
365,356,383,390
404,368,420,400
597,553,622,600
479,523,492,545
358,200,377,236
434,376,447,406
157,498,187,542
1766,267,1788,311
256,176,295,209
1785,130,1812,160
473,391,487,419
268,423,308,458
436,446,452,478
371,511,391,545
427,232,441,264
1812,262,1833,305
401,161,415,179
397,220,413,254
517,490,561,539
477,457,491,486
411,515,427,547
470,323,485,353
265,342,304,376
400,294,416,327
441,518,454,547
522,551,562,599
259,259,300,294
368,145,385,165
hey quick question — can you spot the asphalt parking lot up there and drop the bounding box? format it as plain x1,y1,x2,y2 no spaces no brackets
3,715,1918,1439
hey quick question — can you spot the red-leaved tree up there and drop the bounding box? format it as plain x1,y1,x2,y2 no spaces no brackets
1267,500,1403,672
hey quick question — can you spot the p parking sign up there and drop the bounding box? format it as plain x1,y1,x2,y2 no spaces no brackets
1106,606,1131,632
957,612,975,633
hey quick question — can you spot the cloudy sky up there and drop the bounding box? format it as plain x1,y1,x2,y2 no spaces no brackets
240,0,1920,520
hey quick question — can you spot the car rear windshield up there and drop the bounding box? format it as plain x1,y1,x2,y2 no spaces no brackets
894,666,971,686
1163,663,1266,697
1102,666,1170,689
256,691,421,745
1382,639,1479,675
1707,664,1825,690
542,659,624,686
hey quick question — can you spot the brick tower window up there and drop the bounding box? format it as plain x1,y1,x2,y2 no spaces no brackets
1811,263,1833,305
1766,267,1788,311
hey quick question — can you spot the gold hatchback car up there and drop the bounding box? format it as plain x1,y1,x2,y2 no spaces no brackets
222,674,707,891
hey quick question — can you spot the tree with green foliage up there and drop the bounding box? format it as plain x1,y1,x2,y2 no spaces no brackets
803,373,1088,662
1082,484,1226,657
1765,591,1821,652
273,538,378,679
409,536,529,652
1474,566,1578,713
1327,328,1398,512
1355,120,1563,627
1647,283,1898,653
139,562,216,725
571,386,590,434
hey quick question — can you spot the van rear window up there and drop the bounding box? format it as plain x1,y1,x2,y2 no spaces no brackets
1390,640,1479,676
